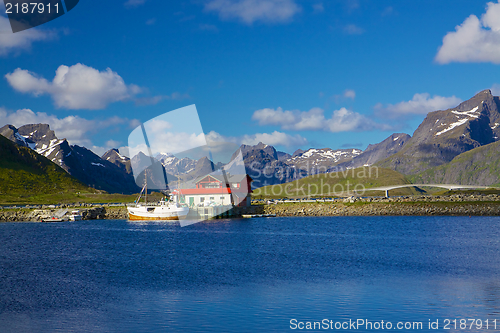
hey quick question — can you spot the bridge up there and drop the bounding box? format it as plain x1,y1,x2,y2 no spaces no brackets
366,184,495,198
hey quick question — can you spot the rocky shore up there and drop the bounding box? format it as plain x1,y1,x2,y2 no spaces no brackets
0,207,108,222
1,194,499,222
260,201,500,217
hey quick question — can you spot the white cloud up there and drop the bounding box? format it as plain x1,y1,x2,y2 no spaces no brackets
252,106,382,132
124,0,147,8
0,15,56,56
0,107,135,150
206,130,308,148
146,18,156,25
204,0,301,24
5,63,142,110
436,1,500,64
343,24,364,35
491,83,500,95
374,93,462,118
343,89,356,100
242,131,308,146
128,131,207,159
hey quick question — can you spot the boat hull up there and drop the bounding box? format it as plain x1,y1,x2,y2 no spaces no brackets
127,206,189,221
128,213,185,221
41,217,66,222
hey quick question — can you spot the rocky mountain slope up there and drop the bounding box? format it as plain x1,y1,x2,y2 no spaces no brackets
102,148,132,173
0,134,91,202
0,124,140,194
337,133,411,170
379,89,500,175
411,140,500,186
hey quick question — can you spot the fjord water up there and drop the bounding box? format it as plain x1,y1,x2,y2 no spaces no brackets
1,216,500,332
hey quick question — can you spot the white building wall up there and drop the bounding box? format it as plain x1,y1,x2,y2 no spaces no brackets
185,193,232,206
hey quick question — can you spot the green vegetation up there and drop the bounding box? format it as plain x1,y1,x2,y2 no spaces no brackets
253,166,423,199
0,135,161,205
409,141,500,186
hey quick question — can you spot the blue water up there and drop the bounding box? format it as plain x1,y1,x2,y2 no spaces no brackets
1,216,500,332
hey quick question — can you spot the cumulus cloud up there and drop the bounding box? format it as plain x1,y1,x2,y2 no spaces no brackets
242,131,308,146
374,93,462,118
0,15,56,56
206,130,308,148
0,107,135,148
5,63,142,110
252,106,383,132
436,1,500,64
204,0,301,24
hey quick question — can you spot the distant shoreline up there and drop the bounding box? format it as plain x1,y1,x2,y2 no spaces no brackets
1,194,500,222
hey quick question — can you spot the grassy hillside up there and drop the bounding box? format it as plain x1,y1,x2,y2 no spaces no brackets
253,166,422,199
0,135,101,204
409,140,500,187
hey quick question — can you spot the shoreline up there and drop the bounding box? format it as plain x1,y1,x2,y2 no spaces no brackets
1,195,500,222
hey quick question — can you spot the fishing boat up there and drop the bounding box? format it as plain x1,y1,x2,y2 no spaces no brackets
127,183,189,221
69,210,82,221
41,209,68,222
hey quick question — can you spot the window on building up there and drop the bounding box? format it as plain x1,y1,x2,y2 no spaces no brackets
200,197,205,202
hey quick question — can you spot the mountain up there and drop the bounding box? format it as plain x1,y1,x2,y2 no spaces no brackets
286,147,362,174
102,148,132,173
155,152,197,176
0,124,36,148
229,142,303,188
411,140,500,186
337,133,411,170
277,151,292,161
0,124,140,194
0,134,90,201
378,89,500,175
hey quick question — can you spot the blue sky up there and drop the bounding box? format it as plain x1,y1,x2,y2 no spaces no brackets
1,0,500,157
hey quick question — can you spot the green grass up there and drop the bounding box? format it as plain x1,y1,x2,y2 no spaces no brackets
0,135,166,205
252,166,422,199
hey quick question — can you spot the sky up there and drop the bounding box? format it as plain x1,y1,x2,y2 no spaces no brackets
1,0,500,158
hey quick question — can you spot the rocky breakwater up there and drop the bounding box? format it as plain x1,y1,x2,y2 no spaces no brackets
0,207,107,222
261,194,500,217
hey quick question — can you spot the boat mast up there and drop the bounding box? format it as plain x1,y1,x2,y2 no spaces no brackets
145,172,147,204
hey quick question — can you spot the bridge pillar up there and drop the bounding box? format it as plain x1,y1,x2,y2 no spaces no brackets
385,189,389,198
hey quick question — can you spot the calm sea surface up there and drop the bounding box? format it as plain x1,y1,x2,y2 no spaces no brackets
1,216,500,332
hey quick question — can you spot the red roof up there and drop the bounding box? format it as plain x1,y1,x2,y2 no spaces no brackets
175,188,232,195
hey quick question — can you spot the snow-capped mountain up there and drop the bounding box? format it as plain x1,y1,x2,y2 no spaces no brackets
102,148,132,173
155,153,198,176
379,89,500,175
285,148,362,174
0,124,140,194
